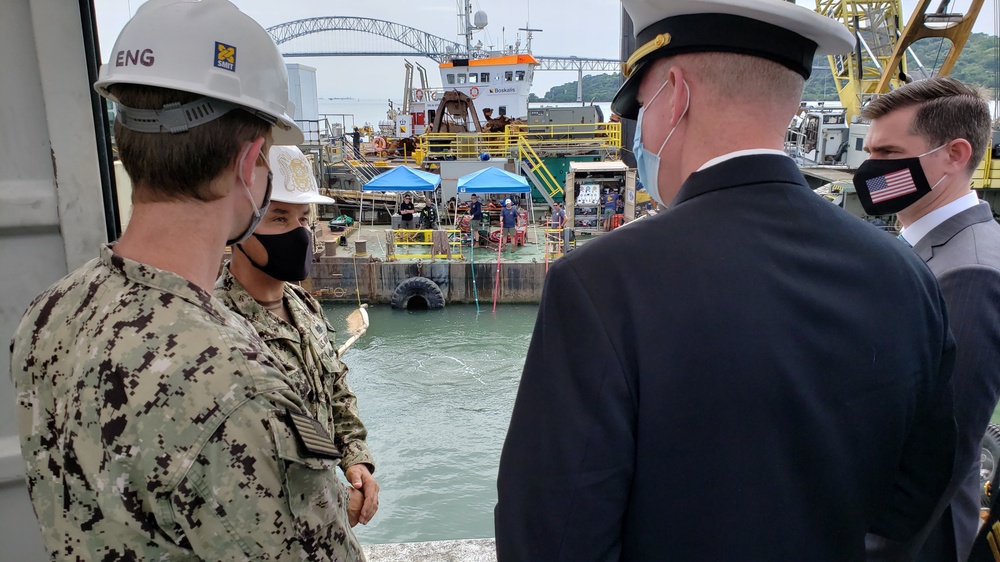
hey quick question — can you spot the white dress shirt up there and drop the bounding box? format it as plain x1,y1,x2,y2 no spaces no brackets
899,192,982,246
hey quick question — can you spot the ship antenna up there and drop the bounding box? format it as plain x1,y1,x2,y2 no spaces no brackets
518,26,543,54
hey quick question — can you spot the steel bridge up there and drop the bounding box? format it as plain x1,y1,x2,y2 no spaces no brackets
265,17,621,72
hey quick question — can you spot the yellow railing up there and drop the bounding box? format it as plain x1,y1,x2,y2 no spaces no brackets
386,229,462,260
544,228,564,262
507,122,622,150
421,132,509,160
972,144,999,189
415,122,622,160
414,122,622,201
518,136,563,198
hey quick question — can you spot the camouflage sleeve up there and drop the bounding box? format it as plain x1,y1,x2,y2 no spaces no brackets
323,347,375,473
169,396,365,561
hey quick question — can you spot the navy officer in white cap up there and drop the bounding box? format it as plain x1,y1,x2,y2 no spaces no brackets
495,0,959,559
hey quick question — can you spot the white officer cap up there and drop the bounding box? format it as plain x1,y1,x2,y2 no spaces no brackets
612,0,853,119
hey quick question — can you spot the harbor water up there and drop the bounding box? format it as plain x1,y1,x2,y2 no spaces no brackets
323,302,538,544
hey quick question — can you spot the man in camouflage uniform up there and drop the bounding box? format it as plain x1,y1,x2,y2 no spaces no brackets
217,145,379,525
9,1,364,559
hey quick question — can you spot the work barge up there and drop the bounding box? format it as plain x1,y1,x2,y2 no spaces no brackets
302,157,639,308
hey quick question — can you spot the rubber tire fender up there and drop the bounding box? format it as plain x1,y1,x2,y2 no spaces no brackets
390,276,445,309
981,423,1000,507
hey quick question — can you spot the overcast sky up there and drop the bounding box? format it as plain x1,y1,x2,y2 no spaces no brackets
93,0,998,100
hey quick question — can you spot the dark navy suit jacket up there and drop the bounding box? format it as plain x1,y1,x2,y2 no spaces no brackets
914,202,1000,562
495,155,957,561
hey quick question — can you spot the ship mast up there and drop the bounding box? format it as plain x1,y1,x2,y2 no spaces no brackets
458,0,472,56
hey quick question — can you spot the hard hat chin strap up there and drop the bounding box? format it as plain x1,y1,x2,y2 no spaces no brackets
115,97,276,134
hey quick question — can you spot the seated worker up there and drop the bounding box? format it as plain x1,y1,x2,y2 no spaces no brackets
398,193,415,229
500,198,519,251
218,145,379,527
419,195,439,229
603,188,619,230
466,193,484,244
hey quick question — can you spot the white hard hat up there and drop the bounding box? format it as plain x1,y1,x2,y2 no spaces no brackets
505,199,512,205
94,0,303,145
269,146,335,204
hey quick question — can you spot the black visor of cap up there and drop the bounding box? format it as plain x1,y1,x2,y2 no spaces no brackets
612,13,819,120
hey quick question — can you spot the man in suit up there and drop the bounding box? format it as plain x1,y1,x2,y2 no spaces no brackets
494,0,959,560
857,77,1000,561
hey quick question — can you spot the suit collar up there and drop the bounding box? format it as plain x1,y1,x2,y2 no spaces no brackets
913,202,995,262
673,154,807,206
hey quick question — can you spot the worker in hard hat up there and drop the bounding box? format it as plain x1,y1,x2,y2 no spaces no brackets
10,1,364,559
500,198,519,253
216,145,379,527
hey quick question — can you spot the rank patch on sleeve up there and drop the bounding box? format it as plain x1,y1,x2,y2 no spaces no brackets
286,409,343,460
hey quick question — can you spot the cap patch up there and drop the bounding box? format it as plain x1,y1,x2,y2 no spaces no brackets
215,42,237,72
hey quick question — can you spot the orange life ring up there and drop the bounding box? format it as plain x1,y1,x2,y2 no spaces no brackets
414,88,424,101
373,136,387,150
430,91,440,101
469,86,480,98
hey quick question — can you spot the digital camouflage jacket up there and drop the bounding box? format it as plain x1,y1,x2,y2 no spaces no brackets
10,246,364,561
215,266,374,473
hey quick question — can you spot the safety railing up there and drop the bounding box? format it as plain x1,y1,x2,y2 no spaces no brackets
507,122,622,151
544,227,564,264
972,144,998,189
385,229,462,261
421,132,510,160
416,122,622,159
518,136,563,199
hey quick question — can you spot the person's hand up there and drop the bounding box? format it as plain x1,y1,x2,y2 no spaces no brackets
347,486,364,527
345,464,379,525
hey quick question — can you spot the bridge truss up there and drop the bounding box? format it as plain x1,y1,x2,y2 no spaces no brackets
266,17,621,72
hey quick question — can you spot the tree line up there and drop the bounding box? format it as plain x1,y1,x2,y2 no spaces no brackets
803,32,1000,100
531,32,998,104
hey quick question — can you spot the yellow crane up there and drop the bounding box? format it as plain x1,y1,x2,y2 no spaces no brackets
815,0,985,125
791,1,989,172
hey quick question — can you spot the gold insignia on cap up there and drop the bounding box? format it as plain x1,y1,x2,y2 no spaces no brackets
289,157,312,193
286,409,343,460
624,33,672,77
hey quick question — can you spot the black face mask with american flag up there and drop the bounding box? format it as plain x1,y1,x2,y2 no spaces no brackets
852,145,945,216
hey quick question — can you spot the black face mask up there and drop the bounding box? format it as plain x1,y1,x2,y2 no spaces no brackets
237,225,313,282
852,145,945,215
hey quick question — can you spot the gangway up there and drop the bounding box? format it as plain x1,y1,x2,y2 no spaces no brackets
517,136,563,208
340,139,383,184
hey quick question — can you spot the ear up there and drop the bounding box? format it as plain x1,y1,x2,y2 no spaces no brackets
667,66,688,127
237,137,267,187
945,138,974,174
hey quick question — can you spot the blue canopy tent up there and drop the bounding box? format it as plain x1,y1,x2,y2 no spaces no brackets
456,166,534,229
456,166,530,195
362,166,441,192
360,166,442,240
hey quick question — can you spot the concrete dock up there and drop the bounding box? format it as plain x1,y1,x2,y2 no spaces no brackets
364,539,496,562
312,223,598,306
